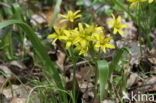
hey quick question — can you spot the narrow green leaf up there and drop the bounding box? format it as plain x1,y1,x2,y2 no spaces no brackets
0,20,67,102
11,3,23,20
3,30,14,60
49,0,62,26
112,0,135,20
97,60,109,102
109,48,129,75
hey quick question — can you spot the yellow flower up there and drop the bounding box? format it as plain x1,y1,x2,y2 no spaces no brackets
85,23,104,35
146,0,154,3
75,23,92,47
93,31,115,53
47,26,66,44
47,22,115,55
127,0,146,7
72,23,98,55
63,29,79,48
59,10,82,23
107,14,128,37
75,43,89,56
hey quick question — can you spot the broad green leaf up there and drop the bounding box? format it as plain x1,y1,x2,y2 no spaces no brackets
97,60,109,102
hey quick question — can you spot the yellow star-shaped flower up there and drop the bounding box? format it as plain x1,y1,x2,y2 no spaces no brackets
59,10,82,23
127,0,146,7
147,0,154,3
63,29,79,48
107,14,128,37
75,43,89,56
93,32,115,53
74,23,92,47
47,26,67,44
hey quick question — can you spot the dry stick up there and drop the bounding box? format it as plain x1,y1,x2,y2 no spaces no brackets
129,81,156,91
65,61,89,70
65,54,113,70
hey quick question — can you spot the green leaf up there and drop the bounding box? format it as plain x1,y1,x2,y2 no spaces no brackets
76,0,84,6
3,30,14,60
0,20,67,102
112,0,134,20
93,0,106,3
50,0,62,26
109,48,129,75
97,60,109,102
11,3,24,20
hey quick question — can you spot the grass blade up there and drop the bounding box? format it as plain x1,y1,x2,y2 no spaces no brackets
0,20,67,102
49,0,62,26
112,0,134,20
109,48,129,76
3,30,14,60
12,3,24,20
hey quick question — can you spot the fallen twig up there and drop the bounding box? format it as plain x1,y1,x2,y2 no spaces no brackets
65,61,89,71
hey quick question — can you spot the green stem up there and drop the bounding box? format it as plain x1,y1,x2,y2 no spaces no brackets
68,48,77,103
137,4,152,49
112,0,135,20
72,60,77,103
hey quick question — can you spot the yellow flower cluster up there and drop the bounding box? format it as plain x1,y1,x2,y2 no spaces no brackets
48,22,115,55
128,0,154,8
47,10,117,55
